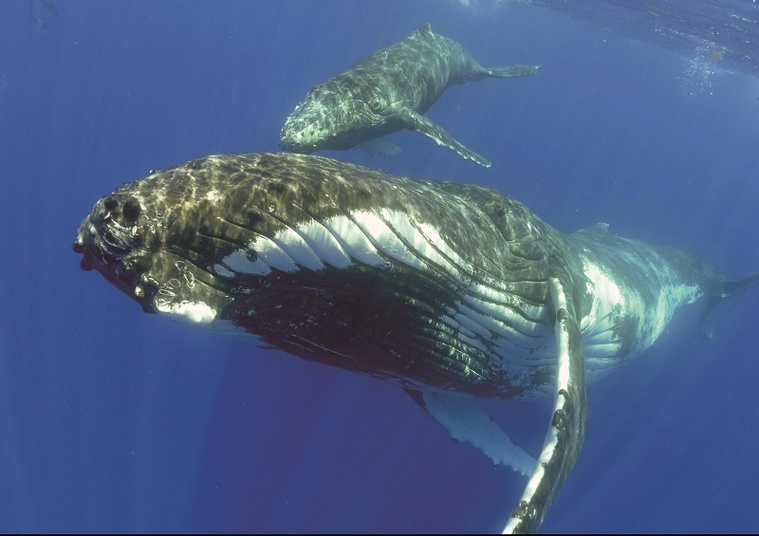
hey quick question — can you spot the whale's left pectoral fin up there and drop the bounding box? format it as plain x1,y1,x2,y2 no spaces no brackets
484,64,541,78
412,390,537,476
504,277,588,534
355,137,402,158
394,107,492,167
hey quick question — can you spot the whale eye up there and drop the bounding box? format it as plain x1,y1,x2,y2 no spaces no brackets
369,97,383,112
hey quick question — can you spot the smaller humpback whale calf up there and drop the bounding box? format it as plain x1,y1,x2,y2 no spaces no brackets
73,153,758,532
279,23,540,167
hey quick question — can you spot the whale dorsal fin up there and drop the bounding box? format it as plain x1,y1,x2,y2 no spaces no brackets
416,22,433,35
503,277,588,533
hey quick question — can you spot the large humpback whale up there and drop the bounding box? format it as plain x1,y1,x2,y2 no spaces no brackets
279,24,540,167
73,153,757,532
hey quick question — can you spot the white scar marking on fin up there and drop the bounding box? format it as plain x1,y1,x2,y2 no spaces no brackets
155,301,218,323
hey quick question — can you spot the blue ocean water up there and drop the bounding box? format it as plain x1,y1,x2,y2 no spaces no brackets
1,0,758,532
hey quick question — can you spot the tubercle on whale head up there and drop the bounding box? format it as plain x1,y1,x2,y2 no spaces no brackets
73,192,158,312
278,103,318,153
279,87,333,153
278,126,318,153
73,171,239,324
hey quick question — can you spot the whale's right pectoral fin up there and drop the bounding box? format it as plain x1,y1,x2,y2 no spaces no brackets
393,106,492,168
503,277,588,534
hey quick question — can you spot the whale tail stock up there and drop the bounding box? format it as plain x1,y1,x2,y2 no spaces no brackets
700,270,759,340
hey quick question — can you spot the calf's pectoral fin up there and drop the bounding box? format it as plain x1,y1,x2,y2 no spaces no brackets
503,277,588,534
484,64,541,78
394,107,492,167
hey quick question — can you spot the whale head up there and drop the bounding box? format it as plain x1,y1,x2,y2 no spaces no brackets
72,164,235,324
279,83,394,153
73,190,157,311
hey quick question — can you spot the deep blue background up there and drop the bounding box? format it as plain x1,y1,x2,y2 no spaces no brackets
1,1,758,532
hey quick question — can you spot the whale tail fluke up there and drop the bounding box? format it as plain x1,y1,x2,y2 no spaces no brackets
700,270,759,340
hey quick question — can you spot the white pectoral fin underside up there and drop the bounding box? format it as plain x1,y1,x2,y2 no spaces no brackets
503,277,588,534
394,107,492,168
421,391,537,476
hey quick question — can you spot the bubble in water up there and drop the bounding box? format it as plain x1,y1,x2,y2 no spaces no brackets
679,40,725,98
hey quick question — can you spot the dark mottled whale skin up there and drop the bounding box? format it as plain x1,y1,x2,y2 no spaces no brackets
279,24,540,167
73,153,757,532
